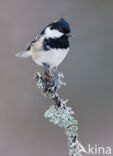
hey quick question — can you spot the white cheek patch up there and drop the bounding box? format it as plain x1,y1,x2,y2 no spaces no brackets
45,27,63,39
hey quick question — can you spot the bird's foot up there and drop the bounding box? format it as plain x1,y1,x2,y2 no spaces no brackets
43,71,59,95
43,63,50,74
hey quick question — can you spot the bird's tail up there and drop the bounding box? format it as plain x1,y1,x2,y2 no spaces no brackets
16,51,32,58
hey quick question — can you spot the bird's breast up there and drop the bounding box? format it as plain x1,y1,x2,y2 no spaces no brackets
32,48,69,69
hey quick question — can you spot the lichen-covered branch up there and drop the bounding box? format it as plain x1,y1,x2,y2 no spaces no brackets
34,71,86,156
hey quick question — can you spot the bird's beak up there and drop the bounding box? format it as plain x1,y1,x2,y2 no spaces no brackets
65,33,72,37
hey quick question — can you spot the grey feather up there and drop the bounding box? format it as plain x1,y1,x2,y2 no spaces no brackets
16,51,32,58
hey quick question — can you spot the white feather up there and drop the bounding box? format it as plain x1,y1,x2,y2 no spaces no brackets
45,27,63,39
16,51,32,58
32,48,69,69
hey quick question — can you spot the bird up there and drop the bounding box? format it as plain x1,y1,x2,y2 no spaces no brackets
16,18,72,88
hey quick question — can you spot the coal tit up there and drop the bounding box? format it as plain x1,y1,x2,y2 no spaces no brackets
16,18,72,71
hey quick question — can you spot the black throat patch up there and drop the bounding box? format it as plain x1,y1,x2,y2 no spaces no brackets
43,36,69,50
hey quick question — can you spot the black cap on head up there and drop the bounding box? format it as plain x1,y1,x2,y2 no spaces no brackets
47,18,71,34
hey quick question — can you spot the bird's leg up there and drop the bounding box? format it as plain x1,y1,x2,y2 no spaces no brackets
43,63,50,75
42,63,55,94
52,67,59,91
54,71,59,91
42,63,53,82
42,64,59,92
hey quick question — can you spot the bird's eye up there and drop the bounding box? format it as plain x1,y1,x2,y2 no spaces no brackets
50,26,53,30
58,28,63,32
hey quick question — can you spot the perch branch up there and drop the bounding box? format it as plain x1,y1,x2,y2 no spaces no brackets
34,70,86,156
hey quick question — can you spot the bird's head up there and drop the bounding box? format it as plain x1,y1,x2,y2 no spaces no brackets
41,18,72,39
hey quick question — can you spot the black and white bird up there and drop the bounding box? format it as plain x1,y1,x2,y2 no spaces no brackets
16,18,72,73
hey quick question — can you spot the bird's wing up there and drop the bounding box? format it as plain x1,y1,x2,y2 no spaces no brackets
25,34,41,51
16,34,43,58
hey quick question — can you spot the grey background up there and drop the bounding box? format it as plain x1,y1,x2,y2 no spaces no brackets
0,0,113,155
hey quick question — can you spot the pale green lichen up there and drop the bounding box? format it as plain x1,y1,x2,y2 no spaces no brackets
45,102,86,156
